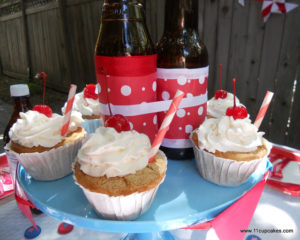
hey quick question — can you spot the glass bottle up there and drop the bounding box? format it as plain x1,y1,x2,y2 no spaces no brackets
3,84,42,214
94,0,158,142
3,84,32,145
156,0,209,160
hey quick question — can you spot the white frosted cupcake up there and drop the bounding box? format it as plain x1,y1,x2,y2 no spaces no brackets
207,91,244,119
191,115,270,186
5,110,86,181
73,127,167,220
62,84,101,133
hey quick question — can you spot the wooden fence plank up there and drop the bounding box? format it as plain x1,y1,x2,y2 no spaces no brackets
256,14,285,139
202,0,219,97
240,0,265,116
269,2,300,146
288,63,300,149
226,0,249,100
213,0,234,98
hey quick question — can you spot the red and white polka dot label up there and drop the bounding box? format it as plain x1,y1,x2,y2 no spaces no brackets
95,55,158,142
157,67,209,148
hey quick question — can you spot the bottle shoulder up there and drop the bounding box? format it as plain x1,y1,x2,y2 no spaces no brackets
95,20,154,56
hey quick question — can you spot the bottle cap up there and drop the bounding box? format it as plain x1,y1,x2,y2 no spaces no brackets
10,84,30,97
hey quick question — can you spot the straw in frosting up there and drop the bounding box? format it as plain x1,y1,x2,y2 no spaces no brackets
254,91,274,129
61,84,77,136
149,90,185,163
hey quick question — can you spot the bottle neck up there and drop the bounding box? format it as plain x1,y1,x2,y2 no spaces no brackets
102,0,145,21
164,0,198,34
13,96,32,112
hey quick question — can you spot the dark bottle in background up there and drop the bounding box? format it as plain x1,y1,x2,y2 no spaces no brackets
156,0,209,160
94,0,158,142
3,84,42,214
3,84,32,145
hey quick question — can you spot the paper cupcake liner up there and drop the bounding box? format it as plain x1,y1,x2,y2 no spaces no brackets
191,133,271,186
74,150,167,220
81,119,101,133
5,135,85,181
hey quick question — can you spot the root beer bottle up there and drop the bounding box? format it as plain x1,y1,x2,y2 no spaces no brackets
3,84,32,145
156,0,209,160
94,0,158,142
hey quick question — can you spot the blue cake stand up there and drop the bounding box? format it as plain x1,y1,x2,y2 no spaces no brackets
18,158,270,239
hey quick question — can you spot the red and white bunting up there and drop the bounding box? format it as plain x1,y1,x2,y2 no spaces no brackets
238,0,298,22
261,0,298,22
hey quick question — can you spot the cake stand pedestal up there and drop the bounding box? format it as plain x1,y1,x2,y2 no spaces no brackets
18,159,270,239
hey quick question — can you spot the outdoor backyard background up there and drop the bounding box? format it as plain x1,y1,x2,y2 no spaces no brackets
0,0,300,149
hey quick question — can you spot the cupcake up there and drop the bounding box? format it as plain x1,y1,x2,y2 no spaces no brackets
73,127,167,220
5,109,86,181
62,84,101,133
191,115,270,186
207,90,244,119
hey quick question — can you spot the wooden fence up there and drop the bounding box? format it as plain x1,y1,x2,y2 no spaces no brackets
0,0,300,149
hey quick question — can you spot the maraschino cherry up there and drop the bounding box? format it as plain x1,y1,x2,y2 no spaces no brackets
84,84,98,100
33,72,53,117
214,64,228,100
33,105,53,117
105,114,130,132
101,66,130,132
226,78,248,120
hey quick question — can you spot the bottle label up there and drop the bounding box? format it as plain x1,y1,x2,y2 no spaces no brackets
157,67,209,148
95,55,158,142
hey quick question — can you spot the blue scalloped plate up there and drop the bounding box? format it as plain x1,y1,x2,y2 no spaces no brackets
18,159,271,233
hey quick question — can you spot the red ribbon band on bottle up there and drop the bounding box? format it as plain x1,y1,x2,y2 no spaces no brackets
95,55,158,142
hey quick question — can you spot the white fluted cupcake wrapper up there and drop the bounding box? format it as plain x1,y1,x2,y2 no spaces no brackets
191,132,271,187
81,119,101,133
73,150,167,220
5,135,85,181
78,181,163,220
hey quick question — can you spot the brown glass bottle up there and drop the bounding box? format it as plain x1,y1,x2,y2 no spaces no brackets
156,0,209,160
94,0,158,143
3,84,32,145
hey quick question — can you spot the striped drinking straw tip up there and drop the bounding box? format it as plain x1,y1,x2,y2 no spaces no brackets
148,90,185,163
61,84,77,136
254,91,274,129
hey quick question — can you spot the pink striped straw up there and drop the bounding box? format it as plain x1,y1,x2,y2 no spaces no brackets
254,91,274,129
149,90,185,163
61,84,77,136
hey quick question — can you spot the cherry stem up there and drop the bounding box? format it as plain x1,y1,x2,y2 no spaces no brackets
219,64,222,90
101,66,113,117
34,72,47,105
233,78,236,108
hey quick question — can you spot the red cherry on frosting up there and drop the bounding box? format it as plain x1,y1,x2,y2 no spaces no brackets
105,114,131,133
83,84,98,100
33,105,53,117
226,106,248,120
214,90,227,99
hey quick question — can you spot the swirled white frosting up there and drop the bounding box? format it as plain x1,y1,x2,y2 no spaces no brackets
62,92,100,117
77,127,151,178
207,92,243,118
195,116,264,153
9,110,83,148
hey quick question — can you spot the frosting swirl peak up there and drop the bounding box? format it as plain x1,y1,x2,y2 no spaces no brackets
77,127,151,178
9,110,83,148
195,116,264,153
